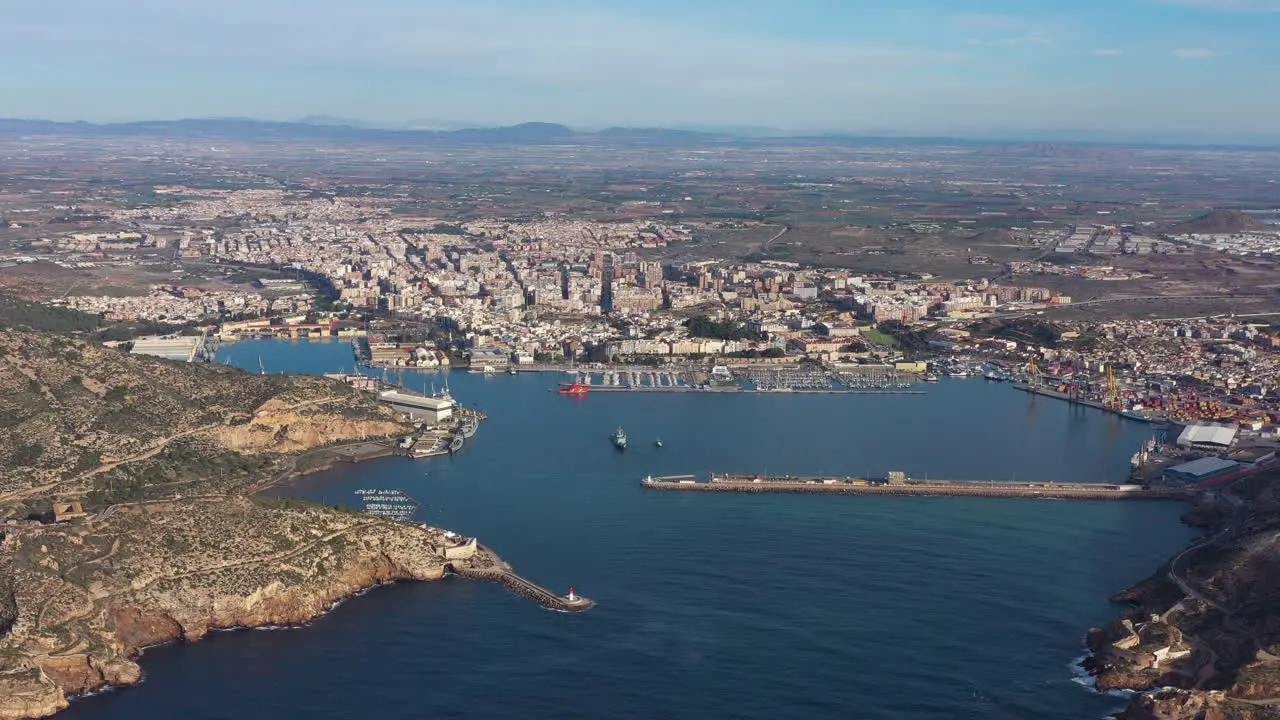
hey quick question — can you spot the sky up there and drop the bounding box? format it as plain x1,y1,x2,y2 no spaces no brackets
2,0,1278,138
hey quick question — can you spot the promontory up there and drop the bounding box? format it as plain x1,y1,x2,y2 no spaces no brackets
0,328,503,719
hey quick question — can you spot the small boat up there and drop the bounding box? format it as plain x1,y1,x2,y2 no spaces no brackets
508,367,518,375
922,374,939,382
448,435,464,454
559,382,590,396
655,438,663,448
611,426,628,451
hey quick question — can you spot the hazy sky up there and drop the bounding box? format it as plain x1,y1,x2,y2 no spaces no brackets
3,0,1278,136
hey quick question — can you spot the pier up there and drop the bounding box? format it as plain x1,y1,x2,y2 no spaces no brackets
448,547,593,612
582,386,925,395
1013,384,1160,424
641,474,1189,501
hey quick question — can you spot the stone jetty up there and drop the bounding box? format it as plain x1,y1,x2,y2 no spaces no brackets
642,474,1188,501
449,547,594,612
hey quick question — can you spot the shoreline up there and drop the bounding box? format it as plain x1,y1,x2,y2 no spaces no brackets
13,435,587,720
1075,482,1278,717
48,551,452,718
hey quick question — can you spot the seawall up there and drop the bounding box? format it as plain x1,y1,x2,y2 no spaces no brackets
641,477,1188,501
449,564,594,612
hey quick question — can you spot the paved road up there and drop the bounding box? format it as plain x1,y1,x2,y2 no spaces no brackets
762,224,791,252
1063,293,1265,308
1168,530,1229,614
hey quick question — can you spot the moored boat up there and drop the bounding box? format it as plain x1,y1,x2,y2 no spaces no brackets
461,416,479,438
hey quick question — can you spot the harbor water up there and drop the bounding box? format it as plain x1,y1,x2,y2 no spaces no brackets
63,339,1197,720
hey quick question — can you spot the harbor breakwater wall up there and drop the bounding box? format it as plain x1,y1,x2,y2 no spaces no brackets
641,478,1188,501
449,564,594,612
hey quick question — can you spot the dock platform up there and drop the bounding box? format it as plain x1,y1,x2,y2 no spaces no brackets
641,474,1188,501
1013,384,1160,423
584,387,926,395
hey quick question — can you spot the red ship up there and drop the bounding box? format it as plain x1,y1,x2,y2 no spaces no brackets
558,382,590,395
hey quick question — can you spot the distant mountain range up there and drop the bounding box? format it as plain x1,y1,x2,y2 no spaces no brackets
0,117,1277,149
0,118,736,148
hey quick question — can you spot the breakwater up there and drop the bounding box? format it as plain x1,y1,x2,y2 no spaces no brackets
641,475,1188,501
449,552,594,612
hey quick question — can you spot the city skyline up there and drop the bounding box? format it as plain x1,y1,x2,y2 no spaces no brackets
3,0,1279,139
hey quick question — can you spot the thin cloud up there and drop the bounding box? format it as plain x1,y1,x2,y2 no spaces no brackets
1171,48,1219,57
1160,0,1280,10
967,31,1051,47
953,13,1032,31
1,1,965,99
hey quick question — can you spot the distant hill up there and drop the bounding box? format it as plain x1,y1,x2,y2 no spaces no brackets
0,118,719,148
449,121,575,144
1167,209,1271,235
0,294,102,333
596,126,726,144
978,143,1134,160
2,117,1277,149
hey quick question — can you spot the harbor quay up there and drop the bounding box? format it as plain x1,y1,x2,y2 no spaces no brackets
641,474,1190,501
583,386,925,395
1013,384,1157,423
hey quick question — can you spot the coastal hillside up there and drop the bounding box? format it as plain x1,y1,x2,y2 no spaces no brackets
1087,470,1280,719
0,330,476,720
0,329,408,508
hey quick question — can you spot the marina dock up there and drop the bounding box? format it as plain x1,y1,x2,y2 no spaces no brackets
641,474,1188,501
557,365,923,394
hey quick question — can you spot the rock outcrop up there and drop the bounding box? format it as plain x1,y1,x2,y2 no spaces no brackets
211,406,406,454
0,328,496,719
1086,472,1280,718
0,499,463,720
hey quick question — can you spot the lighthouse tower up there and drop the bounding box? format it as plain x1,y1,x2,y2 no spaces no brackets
567,587,577,602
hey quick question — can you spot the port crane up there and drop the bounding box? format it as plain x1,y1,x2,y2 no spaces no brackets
1103,364,1122,410
1027,356,1041,388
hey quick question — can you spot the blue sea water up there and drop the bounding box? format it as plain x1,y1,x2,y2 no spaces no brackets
63,339,1196,720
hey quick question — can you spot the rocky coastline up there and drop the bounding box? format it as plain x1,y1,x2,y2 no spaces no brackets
1082,473,1280,719
0,509,507,720
0,329,527,720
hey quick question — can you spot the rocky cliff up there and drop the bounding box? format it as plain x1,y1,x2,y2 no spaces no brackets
0,329,491,719
1086,472,1280,719
0,500,461,720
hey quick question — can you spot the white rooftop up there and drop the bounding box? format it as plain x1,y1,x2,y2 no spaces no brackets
1176,423,1238,448
378,391,453,410
129,336,203,363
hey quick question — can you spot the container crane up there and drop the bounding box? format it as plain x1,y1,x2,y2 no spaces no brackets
1104,364,1122,410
